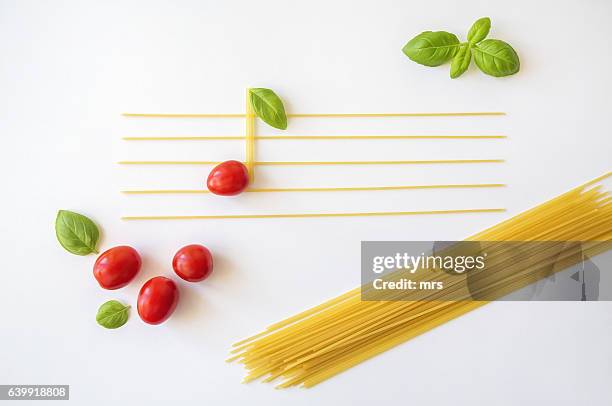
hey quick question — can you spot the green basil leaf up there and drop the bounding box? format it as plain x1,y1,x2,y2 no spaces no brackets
467,17,491,44
249,88,287,130
472,39,520,77
450,43,471,79
55,210,100,255
96,300,130,329
402,31,460,67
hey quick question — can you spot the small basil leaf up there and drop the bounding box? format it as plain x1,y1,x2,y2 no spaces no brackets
249,88,287,130
55,210,100,255
467,17,491,44
402,31,460,67
450,43,471,79
472,39,520,77
96,300,130,329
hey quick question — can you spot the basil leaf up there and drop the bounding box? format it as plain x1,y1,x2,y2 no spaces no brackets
450,43,471,79
467,17,491,44
55,210,100,255
472,39,520,77
249,88,287,130
402,31,460,67
96,300,130,329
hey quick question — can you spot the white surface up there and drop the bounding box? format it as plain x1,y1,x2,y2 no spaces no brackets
0,0,611,405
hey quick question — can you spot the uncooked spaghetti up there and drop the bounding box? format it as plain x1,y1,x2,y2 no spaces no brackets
228,173,611,388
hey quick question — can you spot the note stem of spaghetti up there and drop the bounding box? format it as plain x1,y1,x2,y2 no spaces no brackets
122,112,506,118
121,208,506,221
118,159,505,165
121,183,506,194
245,88,256,182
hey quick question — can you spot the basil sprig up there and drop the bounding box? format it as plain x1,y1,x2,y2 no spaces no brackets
96,300,130,329
402,17,519,78
55,210,100,255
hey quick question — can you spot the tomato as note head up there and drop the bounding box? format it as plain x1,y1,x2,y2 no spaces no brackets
206,160,249,196
137,276,179,325
173,244,214,282
93,246,141,290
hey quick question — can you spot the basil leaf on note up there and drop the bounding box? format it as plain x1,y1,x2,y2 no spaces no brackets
96,300,130,329
55,210,100,255
249,88,288,130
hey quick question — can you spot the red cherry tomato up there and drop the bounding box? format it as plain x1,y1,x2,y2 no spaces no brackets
206,160,249,196
173,244,214,282
137,276,179,325
93,246,141,290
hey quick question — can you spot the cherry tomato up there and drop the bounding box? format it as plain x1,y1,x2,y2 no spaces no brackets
206,160,249,196
137,276,179,325
93,246,141,290
173,244,214,282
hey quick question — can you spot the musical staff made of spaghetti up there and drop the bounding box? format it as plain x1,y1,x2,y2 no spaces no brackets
120,88,507,220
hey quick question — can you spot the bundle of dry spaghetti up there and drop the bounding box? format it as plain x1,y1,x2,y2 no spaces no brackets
228,173,611,388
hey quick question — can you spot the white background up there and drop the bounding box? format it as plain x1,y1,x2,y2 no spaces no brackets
1,0,611,405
